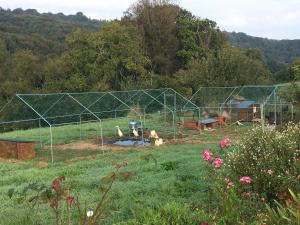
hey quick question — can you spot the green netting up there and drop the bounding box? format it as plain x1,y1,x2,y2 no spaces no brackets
0,88,197,127
190,85,294,126
190,87,238,107
0,88,197,162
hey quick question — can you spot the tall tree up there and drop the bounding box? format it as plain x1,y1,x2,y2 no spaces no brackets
11,50,44,89
123,0,181,75
46,22,151,91
176,9,226,67
90,21,151,90
175,46,272,94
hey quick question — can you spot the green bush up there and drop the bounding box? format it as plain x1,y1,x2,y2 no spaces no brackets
117,202,210,225
213,180,266,225
224,123,300,201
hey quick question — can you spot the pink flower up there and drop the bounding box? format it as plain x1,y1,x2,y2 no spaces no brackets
202,149,213,161
267,169,273,175
220,138,231,148
212,157,223,169
240,176,252,184
297,175,300,179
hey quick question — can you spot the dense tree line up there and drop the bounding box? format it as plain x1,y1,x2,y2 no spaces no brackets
0,7,106,56
0,0,298,107
227,32,300,80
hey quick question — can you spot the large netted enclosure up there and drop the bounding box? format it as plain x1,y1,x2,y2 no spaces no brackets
0,88,199,162
190,85,294,127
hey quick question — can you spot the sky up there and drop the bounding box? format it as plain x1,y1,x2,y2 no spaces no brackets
1,0,300,40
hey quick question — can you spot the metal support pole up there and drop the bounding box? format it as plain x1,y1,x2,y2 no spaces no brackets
219,107,221,128
280,99,283,127
164,93,167,123
260,104,264,130
79,115,82,140
49,125,54,164
172,111,176,139
274,91,277,126
143,108,146,125
98,120,104,154
39,119,43,149
198,108,202,134
140,115,144,146
174,93,177,135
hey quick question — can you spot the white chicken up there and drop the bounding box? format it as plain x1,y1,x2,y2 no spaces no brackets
132,127,139,138
235,120,244,126
150,130,159,139
154,138,164,146
115,126,123,138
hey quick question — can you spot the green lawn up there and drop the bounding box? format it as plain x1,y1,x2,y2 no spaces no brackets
0,113,178,147
0,121,253,225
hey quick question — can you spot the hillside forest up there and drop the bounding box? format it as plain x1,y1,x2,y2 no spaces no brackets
0,0,299,107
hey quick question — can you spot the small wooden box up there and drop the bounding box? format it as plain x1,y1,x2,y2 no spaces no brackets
0,139,36,160
185,120,199,129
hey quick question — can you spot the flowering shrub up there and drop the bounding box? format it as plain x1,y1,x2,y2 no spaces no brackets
212,158,223,169
201,137,265,224
225,123,300,202
202,149,213,161
201,138,230,171
239,176,252,184
220,138,231,148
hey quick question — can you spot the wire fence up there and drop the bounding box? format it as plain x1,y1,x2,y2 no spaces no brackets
0,86,295,163
0,88,199,162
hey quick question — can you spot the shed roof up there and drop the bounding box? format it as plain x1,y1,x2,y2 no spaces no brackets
233,100,255,109
199,118,217,125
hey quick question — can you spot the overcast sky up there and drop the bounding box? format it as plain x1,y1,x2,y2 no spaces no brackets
1,0,300,40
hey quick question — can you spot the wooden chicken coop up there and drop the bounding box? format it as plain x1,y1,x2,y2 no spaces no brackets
0,138,36,160
234,100,261,122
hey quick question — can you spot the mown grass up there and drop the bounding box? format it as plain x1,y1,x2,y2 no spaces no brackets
0,119,253,224
0,144,214,224
0,113,177,147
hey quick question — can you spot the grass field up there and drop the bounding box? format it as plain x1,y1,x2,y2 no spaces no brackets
0,120,253,224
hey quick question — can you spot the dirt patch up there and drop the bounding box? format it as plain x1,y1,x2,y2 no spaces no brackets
45,140,152,152
0,157,21,163
36,161,49,168
44,130,240,153
48,140,104,151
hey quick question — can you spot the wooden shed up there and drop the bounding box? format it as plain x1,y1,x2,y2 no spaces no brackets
234,100,261,122
0,138,36,160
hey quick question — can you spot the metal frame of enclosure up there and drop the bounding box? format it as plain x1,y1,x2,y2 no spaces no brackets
0,88,199,163
188,85,294,127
